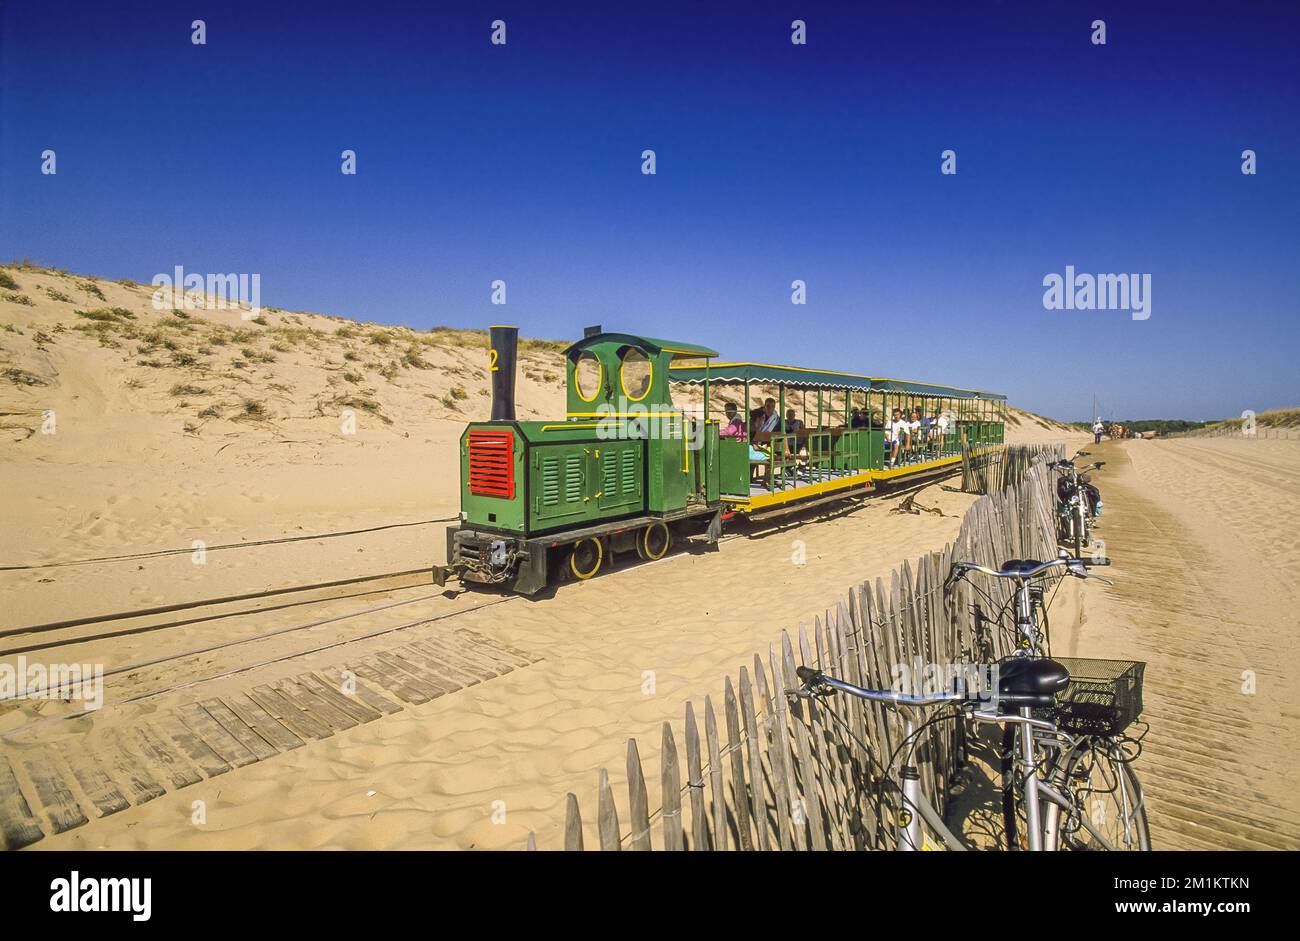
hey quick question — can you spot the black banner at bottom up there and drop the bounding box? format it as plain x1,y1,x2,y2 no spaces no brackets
0,849,1276,926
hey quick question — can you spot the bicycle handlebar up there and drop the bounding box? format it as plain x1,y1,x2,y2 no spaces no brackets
791,667,1057,729
795,666,966,707
948,556,1108,582
1053,460,1105,472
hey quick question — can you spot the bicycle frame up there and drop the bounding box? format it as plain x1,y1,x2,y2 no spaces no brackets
895,710,966,851
804,673,1060,851
895,710,1103,852
1013,579,1040,652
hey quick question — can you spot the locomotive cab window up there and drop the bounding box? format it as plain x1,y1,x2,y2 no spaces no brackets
619,347,652,402
573,351,603,402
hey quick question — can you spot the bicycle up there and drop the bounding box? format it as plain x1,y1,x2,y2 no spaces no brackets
792,555,1150,851
1051,453,1105,559
949,557,1149,851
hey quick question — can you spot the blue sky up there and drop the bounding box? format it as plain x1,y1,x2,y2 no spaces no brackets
2,0,1297,420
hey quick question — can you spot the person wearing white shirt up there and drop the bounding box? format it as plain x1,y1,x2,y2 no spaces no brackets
755,398,780,434
1093,418,1104,444
932,411,949,455
888,408,910,467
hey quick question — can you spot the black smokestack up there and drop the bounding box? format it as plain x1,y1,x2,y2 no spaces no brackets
489,325,518,421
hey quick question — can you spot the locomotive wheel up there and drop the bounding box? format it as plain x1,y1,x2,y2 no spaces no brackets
568,537,604,580
635,522,672,561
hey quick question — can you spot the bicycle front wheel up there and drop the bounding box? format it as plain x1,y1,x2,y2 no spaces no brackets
1057,740,1151,851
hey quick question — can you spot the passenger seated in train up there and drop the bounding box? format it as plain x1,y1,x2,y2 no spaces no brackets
850,408,870,429
935,410,950,448
918,411,933,452
718,402,747,439
754,398,780,434
888,408,910,467
784,409,805,433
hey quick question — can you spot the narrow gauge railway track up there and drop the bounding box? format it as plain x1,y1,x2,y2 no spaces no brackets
0,567,436,657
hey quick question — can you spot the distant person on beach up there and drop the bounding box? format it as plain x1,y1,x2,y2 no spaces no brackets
1093,418,1105,443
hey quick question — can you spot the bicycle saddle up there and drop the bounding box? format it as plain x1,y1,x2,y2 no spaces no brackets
999,559,1044,575
996,658,1070,707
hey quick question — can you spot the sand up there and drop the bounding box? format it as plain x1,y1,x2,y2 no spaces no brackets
1055,437,1300,849
1,265,1095,850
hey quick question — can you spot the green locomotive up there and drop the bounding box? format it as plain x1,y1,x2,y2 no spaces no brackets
433,325,1006,594
434,325,724,593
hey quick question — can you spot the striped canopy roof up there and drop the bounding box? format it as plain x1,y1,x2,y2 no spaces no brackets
668,361,1004,400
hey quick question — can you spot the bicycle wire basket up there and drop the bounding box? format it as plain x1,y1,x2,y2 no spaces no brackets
1045,657,1146,737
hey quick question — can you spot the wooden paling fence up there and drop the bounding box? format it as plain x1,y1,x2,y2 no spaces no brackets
960,442,1064,495
529,445,1067,850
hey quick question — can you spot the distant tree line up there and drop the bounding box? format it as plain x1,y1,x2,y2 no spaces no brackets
1118,419,1208,434
1067,418,1208,434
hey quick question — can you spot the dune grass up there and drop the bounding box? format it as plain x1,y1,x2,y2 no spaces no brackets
3,366,47,387
76,307,135,322
1200,407,1300,432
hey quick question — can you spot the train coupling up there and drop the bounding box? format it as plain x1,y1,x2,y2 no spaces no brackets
431,563,461,587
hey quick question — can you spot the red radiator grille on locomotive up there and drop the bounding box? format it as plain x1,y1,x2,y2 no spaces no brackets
467,429,516,499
